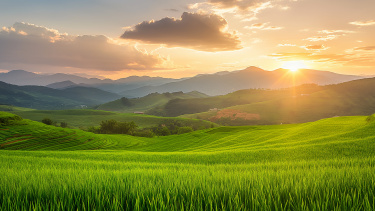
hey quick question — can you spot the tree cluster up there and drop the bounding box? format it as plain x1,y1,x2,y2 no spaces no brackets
88,119,138,135
87,119,205,137
41,118,68,128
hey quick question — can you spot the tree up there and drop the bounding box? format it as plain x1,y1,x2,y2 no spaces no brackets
121,97,133,107
60,122,68,128
177,126,193,134
42,118,54,125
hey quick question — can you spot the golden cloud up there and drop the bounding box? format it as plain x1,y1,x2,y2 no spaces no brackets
121,12,241,52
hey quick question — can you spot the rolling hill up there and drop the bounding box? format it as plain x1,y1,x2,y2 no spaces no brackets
122,67,363,97
9,109,215,129
97,91,209,113
1,111,375,210
151,77,375,125
46,80,77,89
0,81,121,109
1,111,374,157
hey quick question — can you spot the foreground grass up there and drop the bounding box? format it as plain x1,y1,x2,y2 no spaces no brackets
1,112,375,210
1,151,374,210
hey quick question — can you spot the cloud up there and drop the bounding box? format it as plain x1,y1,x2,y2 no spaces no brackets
121,12,241,52
207,0,273,12
188,0,275,22
305,35,338,42
318,29,354,34
305,29,354,42
165,8,179,12
271,52,375,67
349,20,375,26
301,44,329,51
245,22,283,30
0,22,166,71
278,44,296,47
354,46,375,51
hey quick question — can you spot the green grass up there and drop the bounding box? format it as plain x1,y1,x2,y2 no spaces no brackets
0,105,35,112
1,112,375,210
10,109,214,129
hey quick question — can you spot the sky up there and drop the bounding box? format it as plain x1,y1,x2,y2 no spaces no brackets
0,0,374,79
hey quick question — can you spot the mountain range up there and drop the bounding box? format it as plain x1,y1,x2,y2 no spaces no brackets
97,91,209,113
0,70,180,94
121,67,364,97
0,67,364,98
0,81,121,109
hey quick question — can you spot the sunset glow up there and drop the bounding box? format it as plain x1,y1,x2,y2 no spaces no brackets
0,0,374,78
282,61,308,72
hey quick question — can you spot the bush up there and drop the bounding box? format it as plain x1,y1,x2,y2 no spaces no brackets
177,126,194,134
42,118,54,125
366,114,375,123
153,126,171,136
121,97,133,107
0,112,22,126
133,129,155,137
60,122,68,128
87,126,100,133
98,119,138,135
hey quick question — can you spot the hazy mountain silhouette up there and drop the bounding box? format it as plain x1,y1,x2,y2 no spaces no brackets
0,70,180,93
46,80,77,89
97,91,209,113
0,81,121,109
121,67,363,97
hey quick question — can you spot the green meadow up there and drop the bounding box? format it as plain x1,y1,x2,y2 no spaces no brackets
9,109,214,129
1,112,375,210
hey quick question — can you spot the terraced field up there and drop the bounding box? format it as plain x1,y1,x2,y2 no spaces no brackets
1,111,375,210
0,112,115,150
10,109,214,129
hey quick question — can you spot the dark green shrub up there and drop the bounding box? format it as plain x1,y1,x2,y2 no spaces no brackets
177,126,194,134
42,118,54,125
60,122,68,128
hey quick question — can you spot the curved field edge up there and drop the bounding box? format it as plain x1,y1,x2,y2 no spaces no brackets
9,109,216,129
1,111,375,163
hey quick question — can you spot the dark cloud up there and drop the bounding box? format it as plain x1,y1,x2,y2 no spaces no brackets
165,8,179,12
121,12,241,52
0,22,165,71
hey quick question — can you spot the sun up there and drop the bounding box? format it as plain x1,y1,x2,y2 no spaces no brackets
282,61,308,72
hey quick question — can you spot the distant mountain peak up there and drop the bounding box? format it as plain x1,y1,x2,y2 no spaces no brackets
46,80,77,89
243,66,265,72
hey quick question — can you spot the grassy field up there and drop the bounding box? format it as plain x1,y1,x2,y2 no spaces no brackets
0,105,35,112
9,109,214,129
1,112,375,210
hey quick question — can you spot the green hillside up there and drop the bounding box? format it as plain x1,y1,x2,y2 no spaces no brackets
2,111,375,158
0,81,120,110
97,91,208,113
181,78,375,125
9,109,214,129
1,112,375,209
0,105,35,112
0,112,114,150
148,84,322,117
